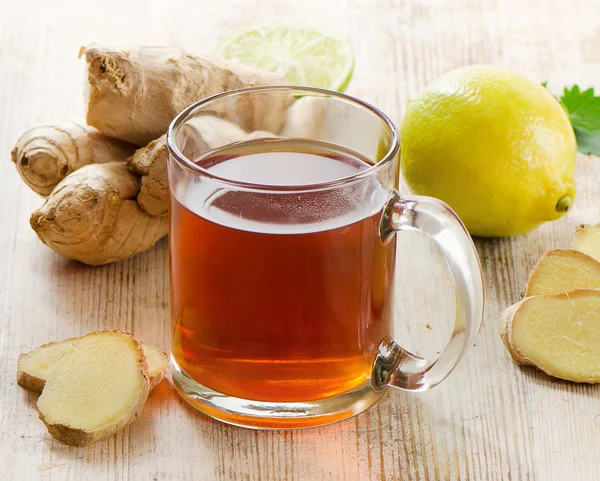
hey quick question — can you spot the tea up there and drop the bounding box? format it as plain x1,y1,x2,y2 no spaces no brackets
170,139,396,402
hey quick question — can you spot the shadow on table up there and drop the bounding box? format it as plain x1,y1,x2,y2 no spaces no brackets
19,386,40,411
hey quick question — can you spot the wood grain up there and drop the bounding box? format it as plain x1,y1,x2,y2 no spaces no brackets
1,0,600,479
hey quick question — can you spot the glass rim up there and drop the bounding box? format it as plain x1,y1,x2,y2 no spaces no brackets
166,85,400,192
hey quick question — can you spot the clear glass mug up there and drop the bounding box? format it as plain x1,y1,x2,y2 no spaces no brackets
166,86,484,429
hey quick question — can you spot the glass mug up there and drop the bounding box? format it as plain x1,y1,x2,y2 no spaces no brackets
166,86,484,429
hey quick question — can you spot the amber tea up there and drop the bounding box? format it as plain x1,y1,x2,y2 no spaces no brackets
170,139,396,402
168,87,482,430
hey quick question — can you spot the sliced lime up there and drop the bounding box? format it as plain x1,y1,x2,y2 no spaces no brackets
215,26,354,92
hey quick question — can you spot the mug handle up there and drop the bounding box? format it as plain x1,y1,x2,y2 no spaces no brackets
372,191,484,392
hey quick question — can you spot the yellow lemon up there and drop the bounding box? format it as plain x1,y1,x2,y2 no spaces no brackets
400,65,576,237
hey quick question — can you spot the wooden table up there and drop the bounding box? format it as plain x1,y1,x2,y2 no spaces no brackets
2,0,599,479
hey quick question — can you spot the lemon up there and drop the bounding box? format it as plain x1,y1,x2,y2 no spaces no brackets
215,26,354,92
400,65,577,237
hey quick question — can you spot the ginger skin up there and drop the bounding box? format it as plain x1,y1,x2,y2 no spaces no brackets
80,46,287,146
11,120,135,195
30,162,167,265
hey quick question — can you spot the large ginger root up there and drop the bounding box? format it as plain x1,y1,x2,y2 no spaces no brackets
500,290,600,383
572,224,600,262
81,46,287,146
30,162,167,265
524,249,600,296
11,120,135,195
37,331,150,446
18,337,168,394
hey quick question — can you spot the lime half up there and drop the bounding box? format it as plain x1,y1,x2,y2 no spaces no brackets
215,26,354,92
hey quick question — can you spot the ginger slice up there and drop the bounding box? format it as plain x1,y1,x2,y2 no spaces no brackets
37,331,150,446
571,224,600,262
500,289,600,382
18,338,168,394
17,338,77,394
142,343,170,390
524,249,600,297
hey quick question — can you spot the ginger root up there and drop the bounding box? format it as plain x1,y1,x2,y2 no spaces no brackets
11,120,135,196
37,331,150,446
30,162,167,265
13,45,295,264
130,117,276,217
18,337,168,394
177,115,275,158
127,135,169,216
500,290,600,383
572,224,600,262
524,249,600,296
29,117,276,264
280,96,326,138
80,46,287,146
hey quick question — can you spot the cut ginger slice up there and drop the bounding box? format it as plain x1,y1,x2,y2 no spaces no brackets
524,249,600,297
37,331,150,446
500,289,600,383
18,338,168,394
17,338,77,394
571,224,600,262
143,342,170,389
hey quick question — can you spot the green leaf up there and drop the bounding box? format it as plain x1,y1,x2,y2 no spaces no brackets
573,126,600,155
553,85,600,155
